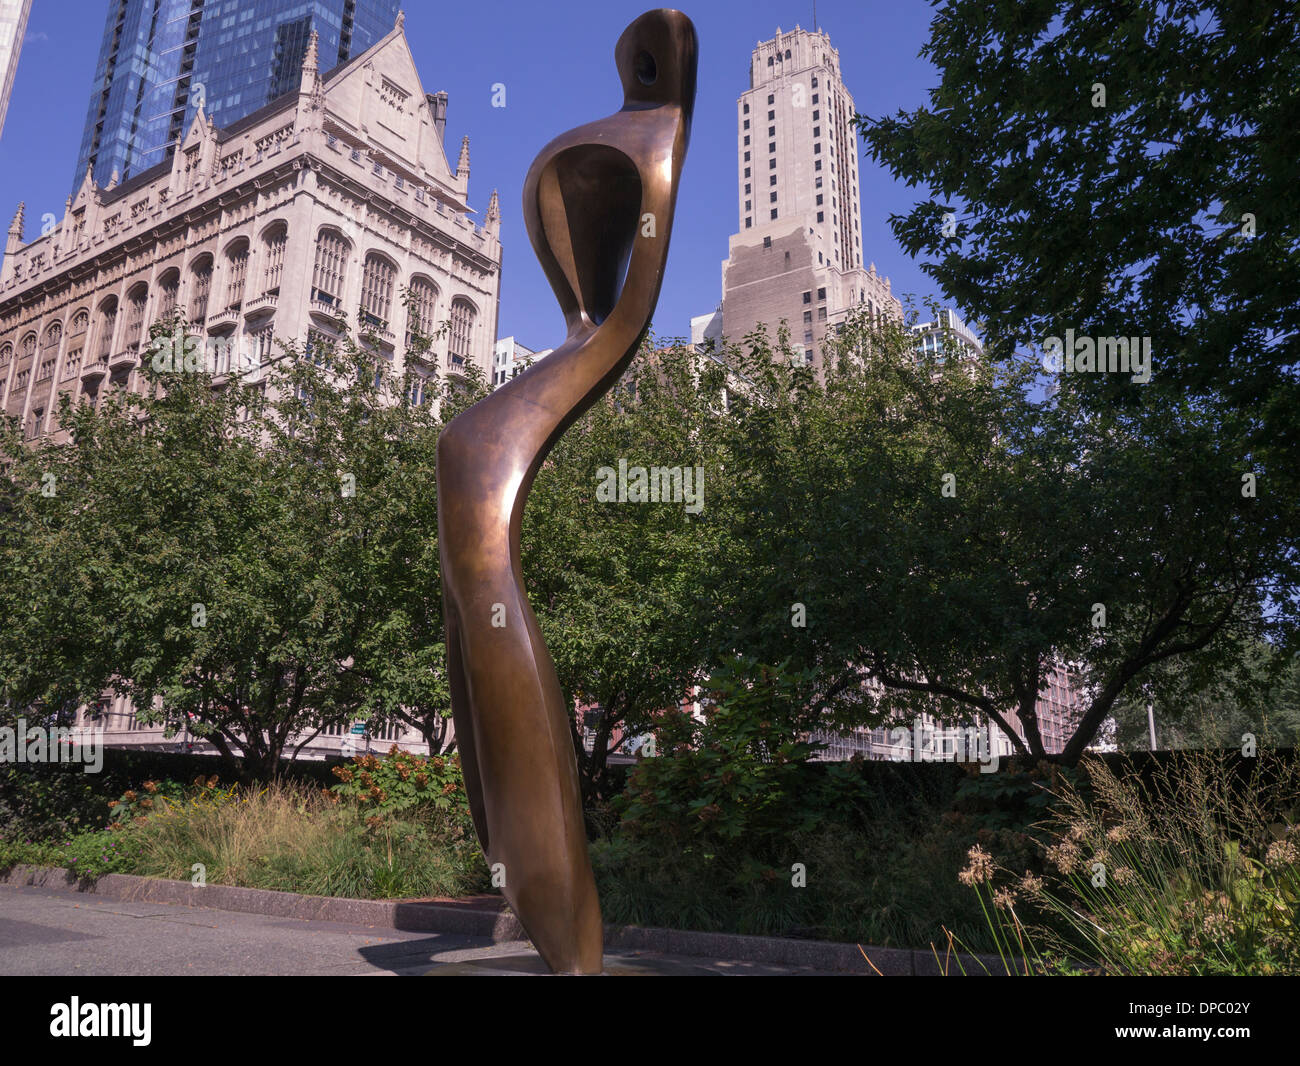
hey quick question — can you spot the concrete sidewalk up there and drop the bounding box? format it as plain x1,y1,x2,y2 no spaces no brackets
0,865,1007,975
0,880,845,975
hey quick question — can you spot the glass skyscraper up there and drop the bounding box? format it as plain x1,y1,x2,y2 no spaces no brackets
74,0,399,190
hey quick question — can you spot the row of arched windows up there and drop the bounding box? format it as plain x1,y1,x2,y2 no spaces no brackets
2,224,481,397
311,228,478,362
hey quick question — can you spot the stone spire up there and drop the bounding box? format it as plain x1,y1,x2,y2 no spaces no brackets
396,9,405,30
457,135,470,179
485,189,500,235
5,201,24,258
301,29,319,89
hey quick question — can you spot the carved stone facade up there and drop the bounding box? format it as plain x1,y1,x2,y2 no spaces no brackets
0,17,502,445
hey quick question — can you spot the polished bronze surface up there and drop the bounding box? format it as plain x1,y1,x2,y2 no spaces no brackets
435,10,697,975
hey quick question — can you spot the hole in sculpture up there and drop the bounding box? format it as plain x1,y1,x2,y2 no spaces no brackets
635,50,657,86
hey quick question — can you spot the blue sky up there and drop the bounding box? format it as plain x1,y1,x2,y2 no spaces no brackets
0,0,947,347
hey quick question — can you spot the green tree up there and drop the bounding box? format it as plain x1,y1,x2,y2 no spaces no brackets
0,311,484,776
522,338,733,799
856,0,1300,435
711,307,1292,763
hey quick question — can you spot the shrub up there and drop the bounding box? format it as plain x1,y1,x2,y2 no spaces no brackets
328,746,472,828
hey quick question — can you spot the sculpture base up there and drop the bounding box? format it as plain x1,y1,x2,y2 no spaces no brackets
425,952,723,976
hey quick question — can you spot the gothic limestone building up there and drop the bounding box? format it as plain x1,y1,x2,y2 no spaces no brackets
0,15,502,445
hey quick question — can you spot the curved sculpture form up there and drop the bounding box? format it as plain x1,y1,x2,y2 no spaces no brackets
435,9,697,974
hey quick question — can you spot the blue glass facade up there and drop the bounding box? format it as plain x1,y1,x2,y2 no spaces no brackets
74,0,399,190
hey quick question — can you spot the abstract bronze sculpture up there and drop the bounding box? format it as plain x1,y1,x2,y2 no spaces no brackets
435,10,697,974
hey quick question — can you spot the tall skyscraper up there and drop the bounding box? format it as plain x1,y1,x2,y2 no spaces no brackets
0,0,32,143
716,26,901,372
74,0,399,190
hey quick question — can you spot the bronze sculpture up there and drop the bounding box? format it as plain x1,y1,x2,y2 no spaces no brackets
435,10,697,974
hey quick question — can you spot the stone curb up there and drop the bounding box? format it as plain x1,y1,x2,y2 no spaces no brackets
0,865,1011,974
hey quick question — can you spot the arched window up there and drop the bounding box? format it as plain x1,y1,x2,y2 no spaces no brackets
312,229,348,306
95,299,118,359
449,298,476,366
262,223,287,293
361,252,396,325
0,342,11,369
37,322,62,381
225,239,249,307
20,332,36,360
125,283,148,346
406,276,438,345
157,270,180,320
62,310,88,380
42,322,62,357
190,256,213,321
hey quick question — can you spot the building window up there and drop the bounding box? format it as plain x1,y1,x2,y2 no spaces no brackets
815,176,823,188
157,271,180,320
225,240,249,307
743,102,750,113
767,109,774,120
409,373,430,406
803,310,813,323
815,159,822,171
743,119,750,129
818,307,827,320
744,135,750,146
817,287,826,301
406,277,439,346
814,126,821,137
767,126,775,137
817,211,824,222
763,236,772,249
744,200,751,210
744,183,751,193
262,223,287,292
312,230,349,306
813,109,819,120
802,291,811,304
769,159,776,169
40,322,62,371
125,284,148,346
190,258,213,322
767,93,774,104
94,300,117,358
361,253,397,325
770,209,778,220
744,166,751,177
768,142,775,153
769,175,777,186
448,298,476,365
745,218,752,228
817,194,824,205
769,192,777,203
814,143,821,154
